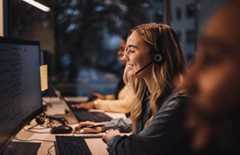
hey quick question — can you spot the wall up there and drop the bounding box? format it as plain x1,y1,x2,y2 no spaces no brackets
170,0,197,58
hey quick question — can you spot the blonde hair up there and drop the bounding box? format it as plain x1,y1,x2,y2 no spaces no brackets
128,23,186,131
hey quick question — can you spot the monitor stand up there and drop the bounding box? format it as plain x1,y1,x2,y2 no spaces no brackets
3,141,41,155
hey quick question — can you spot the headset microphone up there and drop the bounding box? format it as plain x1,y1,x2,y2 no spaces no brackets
134,62,153,76
134,52,163,76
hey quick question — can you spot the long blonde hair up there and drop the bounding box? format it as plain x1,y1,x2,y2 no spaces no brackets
128,23,186,131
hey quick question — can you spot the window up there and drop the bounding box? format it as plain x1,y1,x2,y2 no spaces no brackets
7,0,166,96
186,30,196,44
176,7,182,20
176,30,182,41
185,3,196,18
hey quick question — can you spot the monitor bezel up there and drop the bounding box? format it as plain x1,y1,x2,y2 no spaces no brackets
0,37,44,154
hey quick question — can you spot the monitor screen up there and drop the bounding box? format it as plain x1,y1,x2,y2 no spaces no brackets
0,38,43,153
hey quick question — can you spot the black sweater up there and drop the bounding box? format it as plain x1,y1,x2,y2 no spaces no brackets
107,91,191,155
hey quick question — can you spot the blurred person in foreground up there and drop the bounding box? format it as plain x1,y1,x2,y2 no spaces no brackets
182,0,240,154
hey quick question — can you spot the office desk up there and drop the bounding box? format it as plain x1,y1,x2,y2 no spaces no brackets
15,97,126,155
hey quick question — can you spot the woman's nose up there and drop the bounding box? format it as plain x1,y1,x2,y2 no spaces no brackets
124,51,130,62
122,53,128,61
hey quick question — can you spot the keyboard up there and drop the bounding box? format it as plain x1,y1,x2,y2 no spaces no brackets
56,92,113,122
55,136,92,155
72,109,112,122
3,142,41,155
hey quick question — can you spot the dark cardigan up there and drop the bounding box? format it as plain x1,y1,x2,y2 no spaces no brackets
107,91,191,155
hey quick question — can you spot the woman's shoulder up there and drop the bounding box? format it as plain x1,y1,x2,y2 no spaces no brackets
158,90,188,112
166,90,188,102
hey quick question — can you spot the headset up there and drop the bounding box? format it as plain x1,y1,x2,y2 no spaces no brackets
134,51,163,76
135,26,165,76
151,25,165,64
151,49,163,64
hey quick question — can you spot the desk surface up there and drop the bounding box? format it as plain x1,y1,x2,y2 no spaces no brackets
15,97,126,155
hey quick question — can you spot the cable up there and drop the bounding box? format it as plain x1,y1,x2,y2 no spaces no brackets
27,123,50,130
23,127,50,134
14,137,54,143
28,123,39,130
31,126,50,130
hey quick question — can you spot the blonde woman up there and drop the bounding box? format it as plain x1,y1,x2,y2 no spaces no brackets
103,23,191,155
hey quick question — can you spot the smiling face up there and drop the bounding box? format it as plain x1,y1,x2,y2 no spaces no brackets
125,31,152,79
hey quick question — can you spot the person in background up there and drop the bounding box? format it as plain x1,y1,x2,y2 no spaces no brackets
102,23,191,155
92,38,127,100
72,38,134,113
182,0,240,154
74,64,135,134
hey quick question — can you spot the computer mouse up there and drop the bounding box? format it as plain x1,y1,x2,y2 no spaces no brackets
51,125,73,134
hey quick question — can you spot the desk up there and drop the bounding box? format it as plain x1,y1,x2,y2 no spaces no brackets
15,97,126,155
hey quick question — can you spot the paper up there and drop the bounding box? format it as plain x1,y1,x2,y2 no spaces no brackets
40,65,48,91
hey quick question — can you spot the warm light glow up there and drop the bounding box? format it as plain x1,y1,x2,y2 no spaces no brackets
22,0,50,12
40,65,48,91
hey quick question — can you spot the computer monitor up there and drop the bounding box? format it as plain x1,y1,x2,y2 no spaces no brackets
0,37,43,153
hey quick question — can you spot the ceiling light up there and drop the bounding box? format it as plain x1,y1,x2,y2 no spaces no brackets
22,0,50,12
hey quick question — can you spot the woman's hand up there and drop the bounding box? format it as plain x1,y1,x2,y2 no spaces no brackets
92,92,106,100
102,129,121,143
71,102,96,110
74,121,103,134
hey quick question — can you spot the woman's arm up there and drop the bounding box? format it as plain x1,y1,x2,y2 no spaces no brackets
106,94,189,155
94,98,132,113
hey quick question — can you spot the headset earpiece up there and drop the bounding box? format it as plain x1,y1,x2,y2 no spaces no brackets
151,49,163,64
153,53,163,63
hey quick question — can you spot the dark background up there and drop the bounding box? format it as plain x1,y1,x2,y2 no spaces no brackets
6,0,225,96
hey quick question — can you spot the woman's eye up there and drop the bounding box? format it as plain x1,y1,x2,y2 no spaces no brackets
128,49,135,54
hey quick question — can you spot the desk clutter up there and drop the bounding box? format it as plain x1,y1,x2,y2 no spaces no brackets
0,38,125,155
